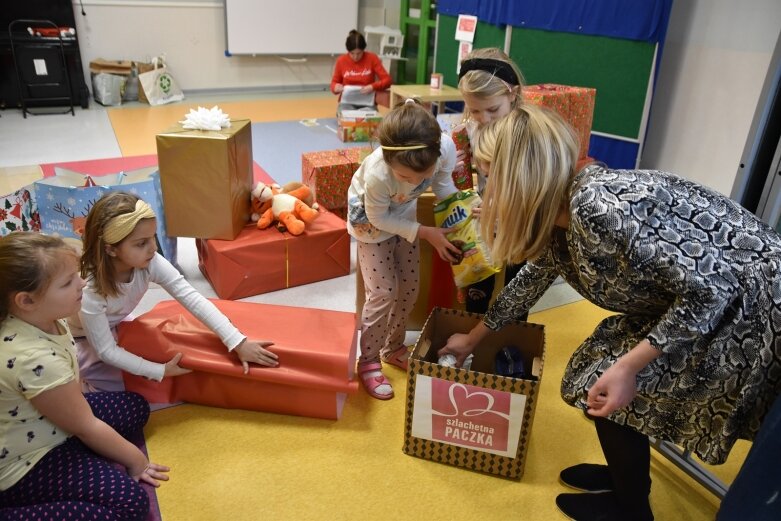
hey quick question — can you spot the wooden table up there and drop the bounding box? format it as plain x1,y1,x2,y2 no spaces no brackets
389,84,463,113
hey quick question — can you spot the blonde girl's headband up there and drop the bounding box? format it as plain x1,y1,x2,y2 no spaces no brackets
102,200,156,244
458,58,520,86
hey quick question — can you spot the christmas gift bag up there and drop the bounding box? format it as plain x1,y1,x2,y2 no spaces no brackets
0,186,40,236
34,167,177,263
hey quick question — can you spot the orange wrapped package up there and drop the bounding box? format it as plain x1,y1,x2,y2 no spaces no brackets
117,300,359,420
522,84,596,160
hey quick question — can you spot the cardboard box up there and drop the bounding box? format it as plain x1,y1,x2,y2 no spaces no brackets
523,84,596,160
301,148,369,219
356,191,456,330
196,211,350,300
403,308,545,479
118,299,359,420
337,111,382,142
156,119,254,240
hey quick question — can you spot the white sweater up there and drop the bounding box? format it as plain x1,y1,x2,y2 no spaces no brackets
70,253,245,381
346,133,457,244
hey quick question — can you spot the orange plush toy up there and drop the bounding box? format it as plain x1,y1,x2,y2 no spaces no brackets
251,181,319,235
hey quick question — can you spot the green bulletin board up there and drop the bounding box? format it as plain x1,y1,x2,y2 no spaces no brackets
435,15,505,87
434,14,657,139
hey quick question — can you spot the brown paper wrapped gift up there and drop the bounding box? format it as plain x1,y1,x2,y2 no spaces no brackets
403,308,545,479
356,191,456,330
197,211,350,300
156,119,253,239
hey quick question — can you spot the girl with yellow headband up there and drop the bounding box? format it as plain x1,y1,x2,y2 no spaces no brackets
69,192,279,393
347,99,461,400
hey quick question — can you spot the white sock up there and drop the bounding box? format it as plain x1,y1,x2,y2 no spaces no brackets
363,370,392,397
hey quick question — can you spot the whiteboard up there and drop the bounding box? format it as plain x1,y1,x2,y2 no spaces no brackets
225,0,359,55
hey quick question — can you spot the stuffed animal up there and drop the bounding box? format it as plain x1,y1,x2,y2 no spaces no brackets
251,181,319,235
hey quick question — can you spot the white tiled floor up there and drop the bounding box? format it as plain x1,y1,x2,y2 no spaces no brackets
0,106,119,168
0,95,583,326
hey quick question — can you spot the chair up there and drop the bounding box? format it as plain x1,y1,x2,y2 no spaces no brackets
8,19,75,118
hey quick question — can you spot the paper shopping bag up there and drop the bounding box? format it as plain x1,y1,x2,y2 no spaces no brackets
138,64,184,106
34,167,177,263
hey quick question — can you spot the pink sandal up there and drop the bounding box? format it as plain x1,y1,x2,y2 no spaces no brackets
358,362,394,400
382,345,410,371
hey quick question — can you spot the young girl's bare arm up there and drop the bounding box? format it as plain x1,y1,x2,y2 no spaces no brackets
30,380,170,486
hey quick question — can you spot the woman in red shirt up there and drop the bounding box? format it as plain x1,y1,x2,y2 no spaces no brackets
331,30,391,112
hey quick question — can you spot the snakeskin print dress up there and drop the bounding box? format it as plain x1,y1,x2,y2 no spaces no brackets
484,166,781,464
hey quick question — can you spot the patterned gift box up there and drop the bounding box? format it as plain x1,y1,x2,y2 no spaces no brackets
450,125,475,190
523,84,596,160
336,114,382,142
403,308,546,479
302,148,370,220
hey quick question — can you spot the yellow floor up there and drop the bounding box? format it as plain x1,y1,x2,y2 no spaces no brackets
107,96,340,157
144,300,746,521
5,95,746,519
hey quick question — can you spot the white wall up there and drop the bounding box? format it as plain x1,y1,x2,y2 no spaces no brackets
75,0,392,92
74,1,780,195
641,0,781,195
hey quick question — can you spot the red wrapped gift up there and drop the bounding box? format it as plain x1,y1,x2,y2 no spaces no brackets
450,125,475,190
336,114,382,142
118,300,358,420
523,84,596,160
196,210,350,300
302,148,369,219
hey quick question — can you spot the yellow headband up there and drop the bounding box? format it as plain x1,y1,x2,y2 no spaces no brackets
102,200,156,244
381,144,429,151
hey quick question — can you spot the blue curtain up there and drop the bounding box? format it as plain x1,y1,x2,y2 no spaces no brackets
437,0,673,43
588,135,640,169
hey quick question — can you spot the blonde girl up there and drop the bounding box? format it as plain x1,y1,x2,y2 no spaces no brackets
348,99,460,399
456,47,527,314
0,232,168,520
71,192,278,393
441,105,781,520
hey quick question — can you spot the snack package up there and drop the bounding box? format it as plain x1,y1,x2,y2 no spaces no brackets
433,190,500,287
450,124,475,190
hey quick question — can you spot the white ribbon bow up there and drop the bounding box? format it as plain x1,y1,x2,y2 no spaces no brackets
180,106,232,131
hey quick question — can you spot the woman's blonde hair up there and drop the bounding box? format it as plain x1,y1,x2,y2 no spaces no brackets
0,232,78,325
378,99,442,171
81,191,148,298
479,105,578,264
458,48,525,118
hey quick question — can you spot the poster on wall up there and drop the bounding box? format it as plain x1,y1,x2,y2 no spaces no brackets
456,41,473,74
454,14,477,74
455,14,477,42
